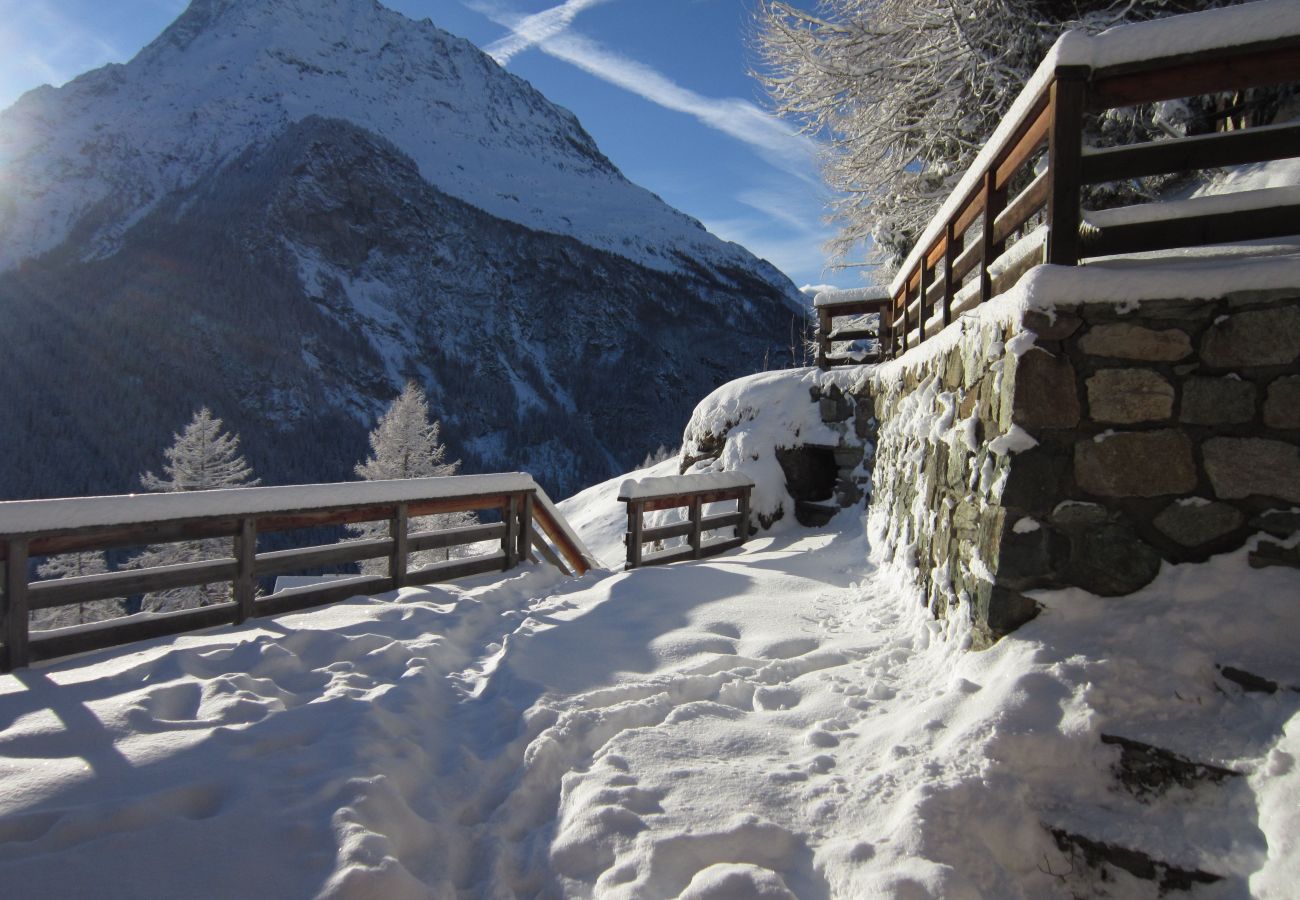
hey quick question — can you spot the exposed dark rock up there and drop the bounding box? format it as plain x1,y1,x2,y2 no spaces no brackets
1022,309,1082,341
1201,305,1300,368
1013,349,1080,429
1079,323,1192,361
1204,438,1300,503
1180,376,1257,425
1251,510,1300,537
1248,540,1300,570
1064,522,1162,596
1075,430,1197,498
1101,733,1240,799
1264,375,1300,429
1087,369,1174,424
1153,501,1244,548
1217,664,1279,694
1049,828,1223,893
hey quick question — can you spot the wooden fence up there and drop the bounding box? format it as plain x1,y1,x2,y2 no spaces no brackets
881,15,1300,358
0,474,594,671
619,474,754,570
814,290,891,368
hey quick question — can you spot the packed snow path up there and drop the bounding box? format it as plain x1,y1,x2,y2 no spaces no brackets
0,513,1297,898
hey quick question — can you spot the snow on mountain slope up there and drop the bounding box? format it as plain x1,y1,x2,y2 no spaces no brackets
0,0,785,283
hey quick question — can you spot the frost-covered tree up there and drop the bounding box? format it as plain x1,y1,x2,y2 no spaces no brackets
32,552,122,630
353,383,474,573
754,0,1241,264
134,408,259,612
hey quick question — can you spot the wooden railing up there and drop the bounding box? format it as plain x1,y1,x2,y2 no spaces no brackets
619,473,754,570
884,7,1300,358
0,474,595,671
814,289,891,368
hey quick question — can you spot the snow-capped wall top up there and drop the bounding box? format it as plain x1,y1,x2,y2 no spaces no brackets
0,0,789,286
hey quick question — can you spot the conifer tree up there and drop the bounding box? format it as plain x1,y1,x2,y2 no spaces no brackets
353,383,474,573
32,552,122,629
134,408,259,612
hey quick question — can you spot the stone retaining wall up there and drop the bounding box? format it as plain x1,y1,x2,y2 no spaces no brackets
856,288,1300,648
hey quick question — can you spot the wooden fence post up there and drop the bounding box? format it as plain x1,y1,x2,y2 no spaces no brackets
689,495,703,560
504,495,520,570
390,503,409,589
918,260,932,342
519,492,534,564
737,489,752,543
980,170,1008,303
233,518,256,624
626,501,644,570
2,539,29,672
943,222,959,327
816,307,832,368
1047,67,1089,266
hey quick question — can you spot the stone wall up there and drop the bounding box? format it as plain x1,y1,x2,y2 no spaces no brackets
856,288,1300,648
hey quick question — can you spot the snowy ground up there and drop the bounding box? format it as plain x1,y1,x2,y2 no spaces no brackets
1,473,1297,897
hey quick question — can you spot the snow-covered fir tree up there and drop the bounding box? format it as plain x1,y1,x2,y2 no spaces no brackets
353,382,475,572
353,383,474,574
754,0,1242,264
134,408,259,612
31,552,122,630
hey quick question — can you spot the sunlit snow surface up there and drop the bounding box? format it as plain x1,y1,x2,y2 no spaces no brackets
0,491,1297,897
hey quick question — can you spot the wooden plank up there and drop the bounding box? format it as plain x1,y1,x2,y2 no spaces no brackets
626,500,644,570
643,519,694,543
994,101,1051,190
28,557,238,610
924,234,947,270
1046,69,1088,267
813,298,890,316
1082,202,1300,258
951,239,982,286
233,518,256,625
942,222,959,327
530,534,572,576
1080,122,1300,185
638,488,749,512
407,522,507,554
2,540,29,671
737,488,752,543
1089,39,1300,110
980,171,1008,302
639,546,696,567
253,537,393,578
826,327,877,342
23,518,242,559
699,537,744,559
389,503,409,590
408,494,509,518
951,184,988,241
993,169,1051,246
689,496,704,559
406,553,509,588
256,504,396,533
28,603,238,664
503,494,519,570
256,575,394,617
816,307,832,368
533,501,591,576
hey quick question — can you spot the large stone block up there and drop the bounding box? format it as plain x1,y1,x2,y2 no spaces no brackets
1022,310,1082,341
1201,306,1300,368
1064,522,1162,596
1153,500,1245,548
1012,349,1080,430
1180,377,1257,425
1079,324,1192,361
1087,369,1174,424
1204,438,1300,503
1074,430,1197,497
1264,376,1300,429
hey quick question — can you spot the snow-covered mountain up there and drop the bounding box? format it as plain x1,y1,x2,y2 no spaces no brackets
0,0,804,500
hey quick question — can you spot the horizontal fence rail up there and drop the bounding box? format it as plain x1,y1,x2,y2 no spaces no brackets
879,6,1300,361
618,473,754,570
0,474,595,671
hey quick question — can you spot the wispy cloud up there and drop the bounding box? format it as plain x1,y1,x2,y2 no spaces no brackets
473,1,817,182
483,0,612,65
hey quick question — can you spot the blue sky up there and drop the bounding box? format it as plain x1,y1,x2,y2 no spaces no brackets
0,0,866,290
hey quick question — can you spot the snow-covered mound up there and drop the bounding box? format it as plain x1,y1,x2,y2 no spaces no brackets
0,0,779,281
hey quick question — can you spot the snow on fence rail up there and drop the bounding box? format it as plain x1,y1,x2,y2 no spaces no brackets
813,287,891,369
618,473,754,570
882,0,1300,359
0,475,595,671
